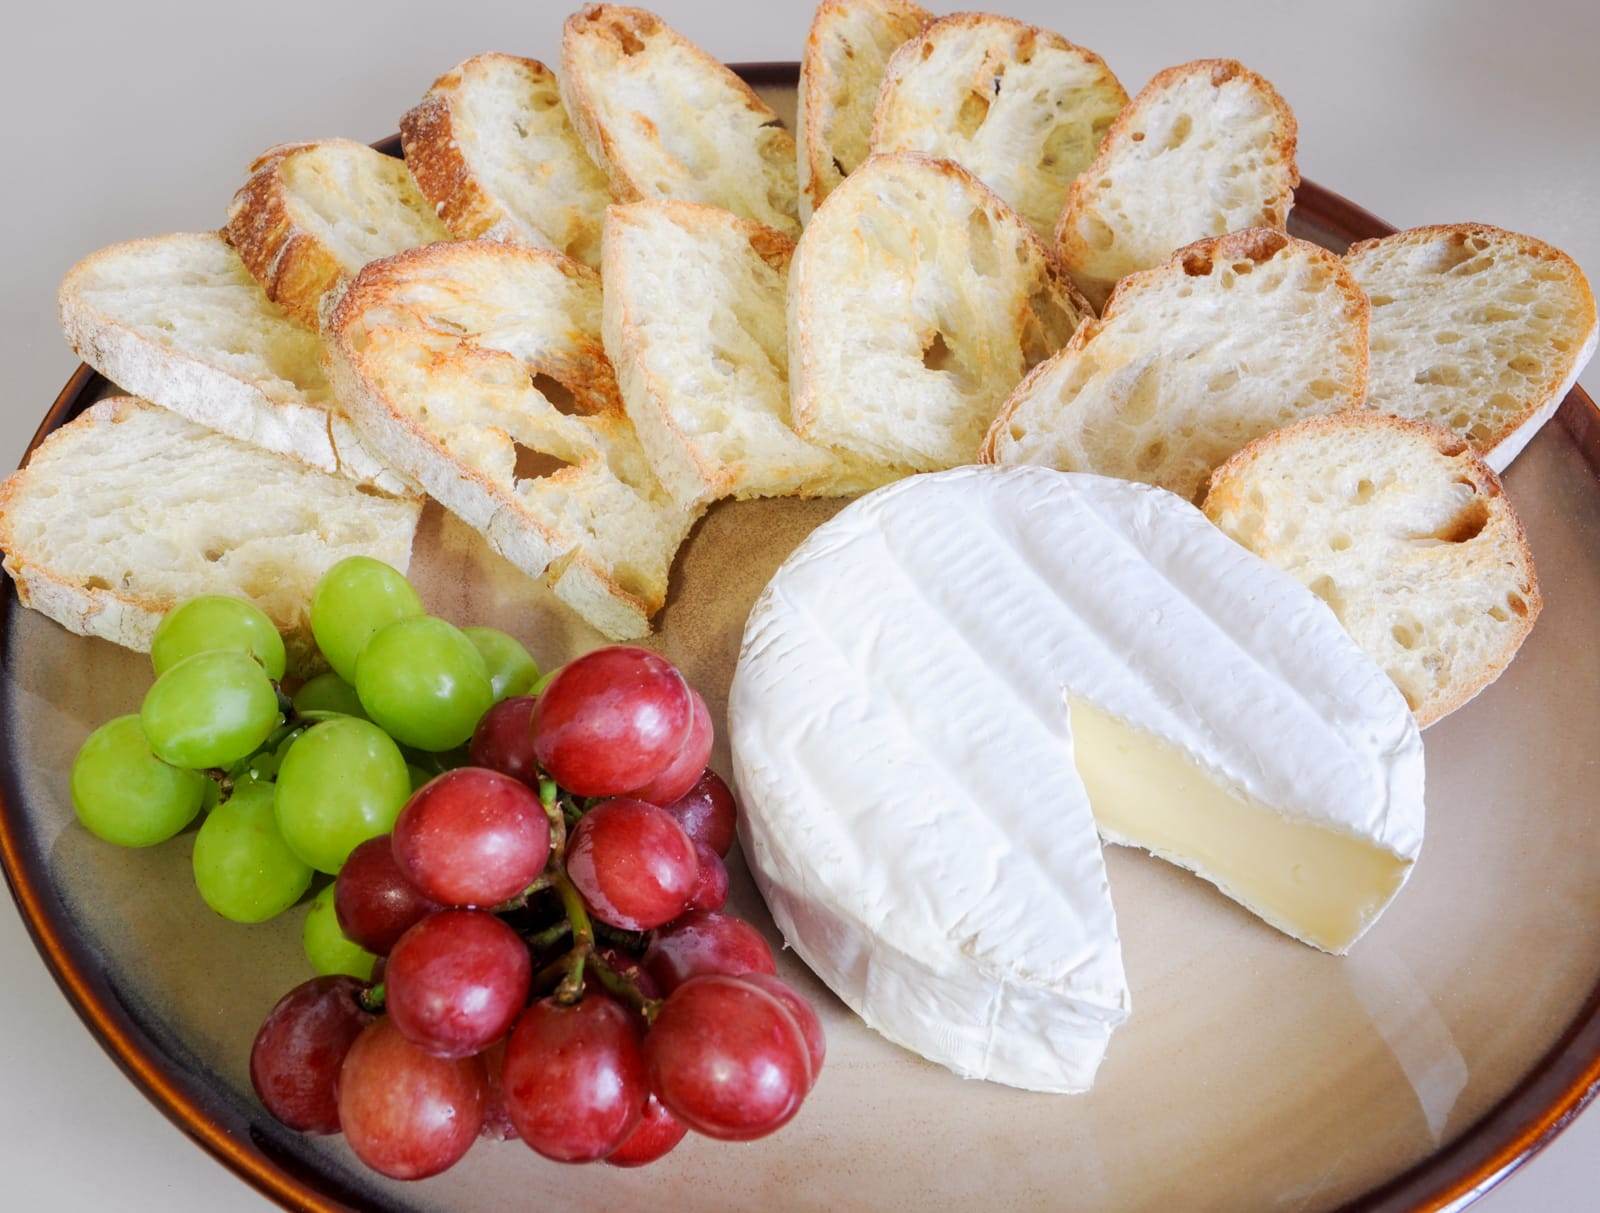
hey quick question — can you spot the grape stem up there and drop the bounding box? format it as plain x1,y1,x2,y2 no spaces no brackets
551,872,593,1004
538,778,568,865
491,873,551,914
586,952,664,1024
358,982,387,1014
527,920,572,952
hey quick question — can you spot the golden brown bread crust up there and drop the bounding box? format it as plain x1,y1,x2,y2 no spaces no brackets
400,68,501,241
225,142,343,329
1203,410,1541,727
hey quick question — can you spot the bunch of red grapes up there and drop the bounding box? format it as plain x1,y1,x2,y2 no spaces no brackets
248,646,823,1180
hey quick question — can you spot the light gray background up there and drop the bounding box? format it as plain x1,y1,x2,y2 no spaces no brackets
0,1,1593,1208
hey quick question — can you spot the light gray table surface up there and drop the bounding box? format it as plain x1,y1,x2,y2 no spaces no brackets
0,2,1593,1209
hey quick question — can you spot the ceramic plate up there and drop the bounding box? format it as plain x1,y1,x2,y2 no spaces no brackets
3,65,1599,1213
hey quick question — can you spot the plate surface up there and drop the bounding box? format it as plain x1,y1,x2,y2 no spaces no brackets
4,66,1600,1213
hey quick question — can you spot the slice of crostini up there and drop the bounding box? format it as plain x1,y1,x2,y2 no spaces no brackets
1204,411,1541,726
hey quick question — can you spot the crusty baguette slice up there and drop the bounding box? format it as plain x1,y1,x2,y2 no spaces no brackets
1345,223,1598,472
869,14,1127,239
560,5,801,237
1056,59,1298,310
982,229,1368,501
0,397,421,674
602,199,894,508
226,139,451,327
797,0,930,222
790,153,1089,472
1204,412,1540,726
401,53,613,268
323,240,698,640
57,232,412,495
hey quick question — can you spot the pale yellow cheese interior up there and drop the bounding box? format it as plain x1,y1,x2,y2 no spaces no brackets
1069,699,1411,953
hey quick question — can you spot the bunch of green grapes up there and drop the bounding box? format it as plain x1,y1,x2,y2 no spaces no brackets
69,557,541,979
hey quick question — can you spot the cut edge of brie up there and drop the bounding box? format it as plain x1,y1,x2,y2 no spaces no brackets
1068,698,1415,954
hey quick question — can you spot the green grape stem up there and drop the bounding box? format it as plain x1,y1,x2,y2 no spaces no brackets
586,951,665,1025
528,919,573,952
552,872,593,1004
358,982,386,1014
537,778,568,866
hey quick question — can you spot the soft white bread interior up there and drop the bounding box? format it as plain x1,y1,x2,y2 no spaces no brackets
323,239,698,640
1056,59,1298,310
560,5,800,237
602,199,894,508
869,14,1127,239
401,53,613,268
57,232,411,495
798,0,930,222
1345,223,1598,472
1204,411,1541,726
226,139,451,327
983,228,1369,501
0,397,421,674
790,152,1089,472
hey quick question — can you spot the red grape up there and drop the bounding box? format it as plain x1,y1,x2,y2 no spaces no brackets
660,770,737,857
685,841,728,912
337,1016,485,1180
249,976,374,1134
468,696,539,785
645,975,811,1141
565,798,697,931
740,973,826,1087
479,1040,519,1142
335,836,441,955
386,910,531,1058
642,910,776,994
630,689,712,805
531,647,692,796
503,994,649,1162
604,1093,686,1167
392,768,549,907
596,946,661,999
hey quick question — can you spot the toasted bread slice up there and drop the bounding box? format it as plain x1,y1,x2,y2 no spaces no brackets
1204,412,1540,725
0,397,420,674
983,229,1368,501
798,0,930,222
870,14,1127,239
226,139,451,327
57,232,411,495
323,240,697,640
1056,59,1298,309
602,199,894,508
1344,223,1598,472
790,153,1089,471
401,53,613,268
560,5,800,237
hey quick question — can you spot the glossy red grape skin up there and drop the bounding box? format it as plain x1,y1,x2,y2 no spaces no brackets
335,836,441,955
249,976,374,1134
629,689,712,806
685,841,728,912
740,973,826,1087
604,1093,686,1168
660,770,737,857
392,768,550,908
645,975,811,1141
502,994,649,1163
531,646,693,796
386,910,532,1059
337,1016,486,1180
565,798,697,931
467,696,540,786
642,910,776,994
479,1040,519,1142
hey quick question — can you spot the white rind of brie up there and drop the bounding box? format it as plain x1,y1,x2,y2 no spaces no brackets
730,466,1425,1093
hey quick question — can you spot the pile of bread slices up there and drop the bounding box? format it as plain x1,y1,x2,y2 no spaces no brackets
3,2,1595,720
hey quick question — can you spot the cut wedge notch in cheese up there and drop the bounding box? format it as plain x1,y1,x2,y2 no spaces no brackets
730,466,1425,1092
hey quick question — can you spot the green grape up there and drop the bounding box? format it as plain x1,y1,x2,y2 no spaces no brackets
303,884,376,980
150,595,286,681
201,779,222,814
462,626,539,702
355,616,494,752
140,650,279,770
70,715,208,846
274,717,410,873
191,781,312,923
310,556,424,682
291,671,367,720
531,668,556,695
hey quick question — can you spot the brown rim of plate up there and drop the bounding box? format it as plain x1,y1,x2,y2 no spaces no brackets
2,61,1598,1213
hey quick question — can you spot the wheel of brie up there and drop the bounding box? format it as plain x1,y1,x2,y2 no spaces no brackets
729,465,1425,1094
